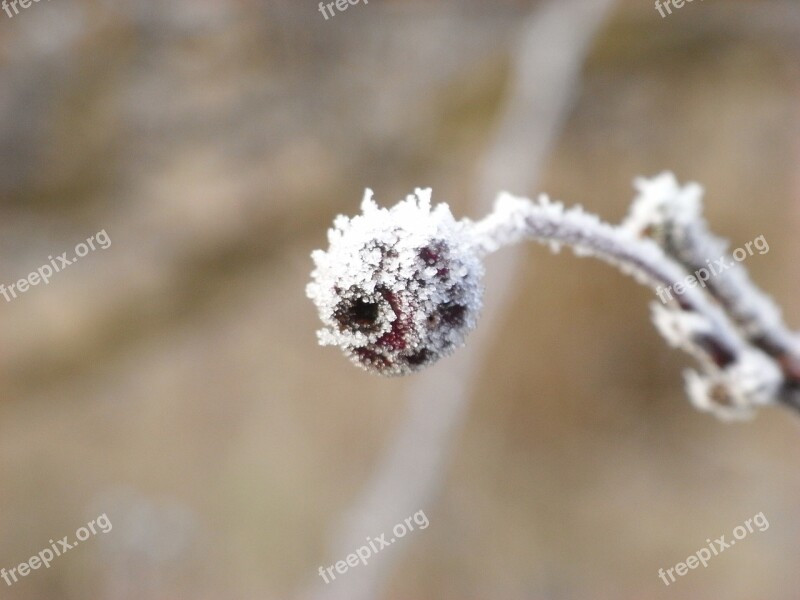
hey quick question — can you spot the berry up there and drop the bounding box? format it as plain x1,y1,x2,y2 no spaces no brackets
307,189,484,375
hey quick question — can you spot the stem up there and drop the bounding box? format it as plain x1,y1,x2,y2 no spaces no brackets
661,220,800,400
472,192,797,417
473,193,746,365
625,174,800,411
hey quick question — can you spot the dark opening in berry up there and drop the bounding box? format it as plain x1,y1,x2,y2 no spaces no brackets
349,298,379,326
335,295,381,333
439,302,467,328
405,349,432,366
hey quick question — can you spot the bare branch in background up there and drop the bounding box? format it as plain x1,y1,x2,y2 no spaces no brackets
302,1,618,599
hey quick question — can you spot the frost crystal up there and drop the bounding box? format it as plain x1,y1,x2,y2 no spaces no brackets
306,188,484,375
624,172,704,239
684,349,782,421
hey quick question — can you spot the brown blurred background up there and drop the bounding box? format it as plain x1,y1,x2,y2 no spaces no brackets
1,0,799,599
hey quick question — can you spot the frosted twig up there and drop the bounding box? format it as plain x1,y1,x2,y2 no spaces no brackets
624,173,800,412
308,175,796,421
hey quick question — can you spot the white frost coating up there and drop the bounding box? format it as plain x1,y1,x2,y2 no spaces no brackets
651,303,783,420
479,192,690,290
684,349,783,421
624,172,704,237
474,191,746,358
651,302,714,359
626,173,800,355
306,188,484,375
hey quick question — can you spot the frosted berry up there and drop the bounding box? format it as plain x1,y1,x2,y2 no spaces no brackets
306,188,484,376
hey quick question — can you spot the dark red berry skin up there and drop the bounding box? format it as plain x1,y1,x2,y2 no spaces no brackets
329,238,481,375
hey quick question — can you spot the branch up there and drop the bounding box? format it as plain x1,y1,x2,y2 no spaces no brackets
622,173,800,412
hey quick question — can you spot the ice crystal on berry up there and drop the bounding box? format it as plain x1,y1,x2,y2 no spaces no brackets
307,188,484,375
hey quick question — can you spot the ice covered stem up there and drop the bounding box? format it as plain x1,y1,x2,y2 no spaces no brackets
624,173,800,405
473,192,786,419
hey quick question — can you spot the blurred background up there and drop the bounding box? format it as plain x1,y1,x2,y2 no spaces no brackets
1,0,799,598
